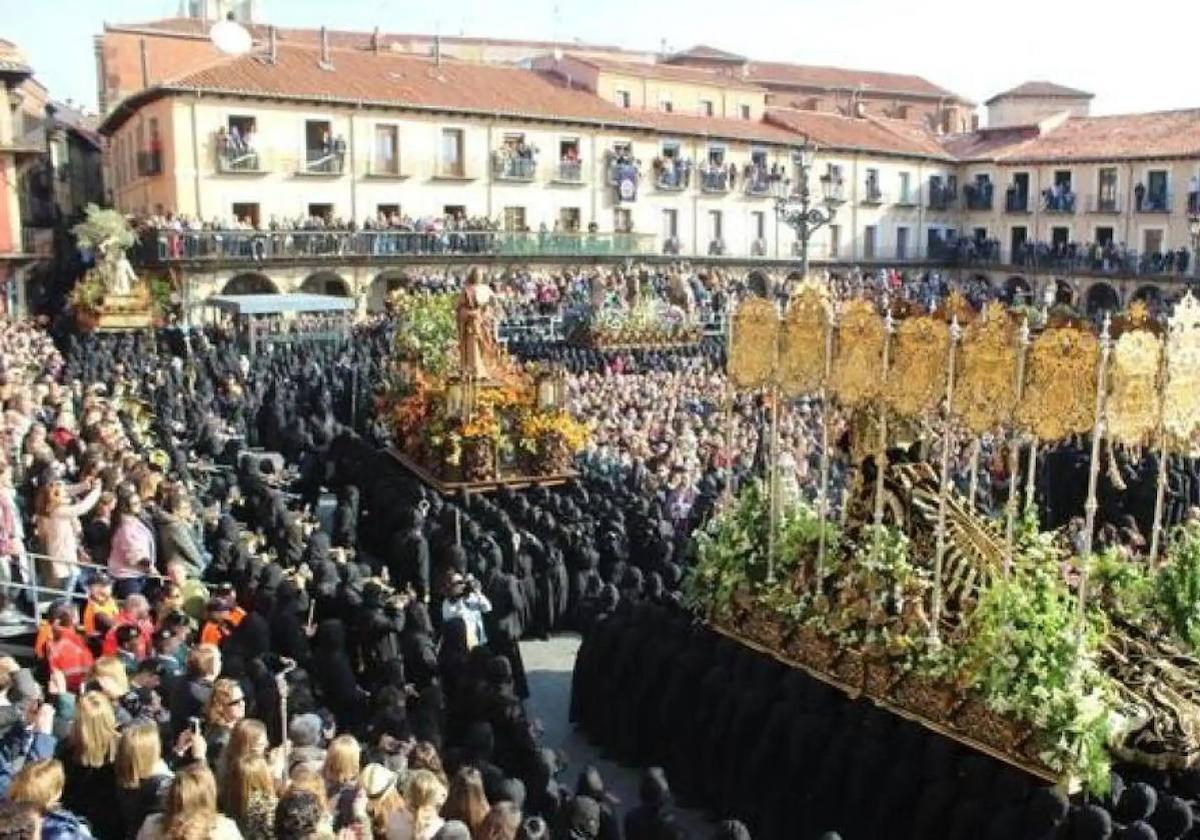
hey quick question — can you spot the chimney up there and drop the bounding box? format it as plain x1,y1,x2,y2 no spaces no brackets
371,26,381,54
267,25,277,63
318,26,333,70
433,35,441,66
139,38,150,89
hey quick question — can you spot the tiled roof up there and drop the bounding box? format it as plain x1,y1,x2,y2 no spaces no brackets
984,81,1093,105
147,44,642,126
764,108,953,161
665,45,747,63
746,61,970,104
106,18,641,55
565,54,765,91
1001,109,1200,163
635,111,803,146
938,127,1039,162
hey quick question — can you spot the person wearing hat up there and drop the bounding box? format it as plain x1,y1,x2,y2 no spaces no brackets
360,762,407,838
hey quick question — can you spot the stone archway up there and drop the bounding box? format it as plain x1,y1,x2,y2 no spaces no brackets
1132,284,1162,307
300,272,351,297
746,269,775,297
1003,275,1031,304
221,272,278,295
1085,282,1120,316
1054,279,1075,307
368,271,410,313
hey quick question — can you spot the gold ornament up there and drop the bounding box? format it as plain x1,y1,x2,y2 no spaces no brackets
1017,324,1099,442
886,314,949,418
1164,292,1200,449
779,283,831,397
729,297,779,389
954,303,1018,435
830,299,887,408
1107,327,1162,447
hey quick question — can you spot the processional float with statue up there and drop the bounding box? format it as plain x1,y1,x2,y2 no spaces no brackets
693,281,1200,793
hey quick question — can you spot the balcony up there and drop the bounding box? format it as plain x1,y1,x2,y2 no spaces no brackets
1087,194,1122,214
1134,190,1172,213
553,160,584,184
139,228,657,263
963,185,994,211
742,167,774,197
926,185,956,211
820,178,847,203
136,150,162,177
1040,190,1077,214
894,189,920,207
861,182,884,205
301,148,345,175
216,147,263,174
493,155,537,182
699,167,729,194
655,165,690,192
1004,192,1031,213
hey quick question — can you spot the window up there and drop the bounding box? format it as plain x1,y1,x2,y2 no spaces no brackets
662,141,681,160
373,125,399,175
739,104,751,120
896,227,909,260
700,100,714,117
1095,226,1114,245
708,210,723,241
377,203,400,219
1054,170,1072,190
752,211,765,240
616,90,631,109
662,209,678,240
1010,225,1027,257
659,96,673,113
751,148,767,167
305,119,331,153
440,128,465,176
308,203,333,222
1098,167,1118,210
707,146,725,167
863,225,877,259
898,172,912,203
502,207,526,232
559,138,579,160
1051,226,1069,248
231,202,260,228
1147,169,1169,210
865,167,880,200
614,208,633,234
228,115,256,141
828,224,841,258
558,207,580,232
1144,229,1164,254
443,205,466,219
558,139,581,181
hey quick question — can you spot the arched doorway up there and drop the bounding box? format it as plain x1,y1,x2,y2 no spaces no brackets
300,272,351,297
368,271,410,313
1003,275,1031,304
221,273,278,295
1085,283,1120,316
1053,279,1075,307
747,269,774,298
1132,284,1162,308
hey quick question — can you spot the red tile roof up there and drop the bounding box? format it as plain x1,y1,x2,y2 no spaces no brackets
984,81,1093,105
1000,109,1200,163
665,45,747,63
938,126,1040,162
564,54,765,91
635,111,803,146
149,44,643,127
746,61,969,104
764,108,953,161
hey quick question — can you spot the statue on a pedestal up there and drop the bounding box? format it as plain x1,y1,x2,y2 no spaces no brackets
456,267,498,380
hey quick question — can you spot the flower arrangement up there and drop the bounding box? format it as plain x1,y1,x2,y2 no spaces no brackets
391,292,458,378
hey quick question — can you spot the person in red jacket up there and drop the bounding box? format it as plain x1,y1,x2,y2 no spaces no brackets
101,592,154,660
38,601,94,693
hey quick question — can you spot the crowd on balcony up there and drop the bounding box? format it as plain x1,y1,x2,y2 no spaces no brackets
653,156,691,190
1041,183,1077,213
962,181,993,210
1133,182,1170,213
1009,239,1192,275
492,142,538,180
216,126,258,168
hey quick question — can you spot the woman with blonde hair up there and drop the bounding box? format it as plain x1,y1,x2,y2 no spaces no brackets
443,767,490,837
203,678,247,768
217,719,270,805
116,721,173,839
62,691,123,839
34,476,101,593
322,734,364,830
359,763,406,839
136,764,242,840
404,769,446,840
284,767,329,815
225,755,277,840
9,759,93,839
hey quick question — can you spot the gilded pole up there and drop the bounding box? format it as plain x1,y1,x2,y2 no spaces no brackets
1149,337,1170,560
1077,315,1113,644
814,303,837,584
871,310,895,559
1025,439,1038,515
930,316,962,644
966,439,980,513
1004,317,1032,574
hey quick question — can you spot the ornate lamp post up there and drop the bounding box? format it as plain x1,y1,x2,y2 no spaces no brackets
1190,213,1200,281
774,135,843,283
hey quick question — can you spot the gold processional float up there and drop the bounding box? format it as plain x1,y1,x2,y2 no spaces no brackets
692,281,1200,792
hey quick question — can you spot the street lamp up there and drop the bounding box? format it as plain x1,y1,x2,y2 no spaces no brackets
1190,214,1200,280
774,134,843,284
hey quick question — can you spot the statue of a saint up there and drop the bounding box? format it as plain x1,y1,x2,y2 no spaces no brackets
98,236,140,296
456,267,497,380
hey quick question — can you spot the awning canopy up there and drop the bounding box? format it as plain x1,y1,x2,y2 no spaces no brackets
204,293,355,316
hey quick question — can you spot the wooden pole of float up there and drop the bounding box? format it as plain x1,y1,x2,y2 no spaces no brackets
930,317,962,645
1025,439,1039,515
966,439,981,513
1077,314,1113,646
814,304,837,586
1003,317,1032,575
871,310,895,560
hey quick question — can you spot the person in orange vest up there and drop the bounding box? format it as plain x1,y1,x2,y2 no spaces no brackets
38,601,94,693
199,595,242,648
102,592,154,660
82,574,118,654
